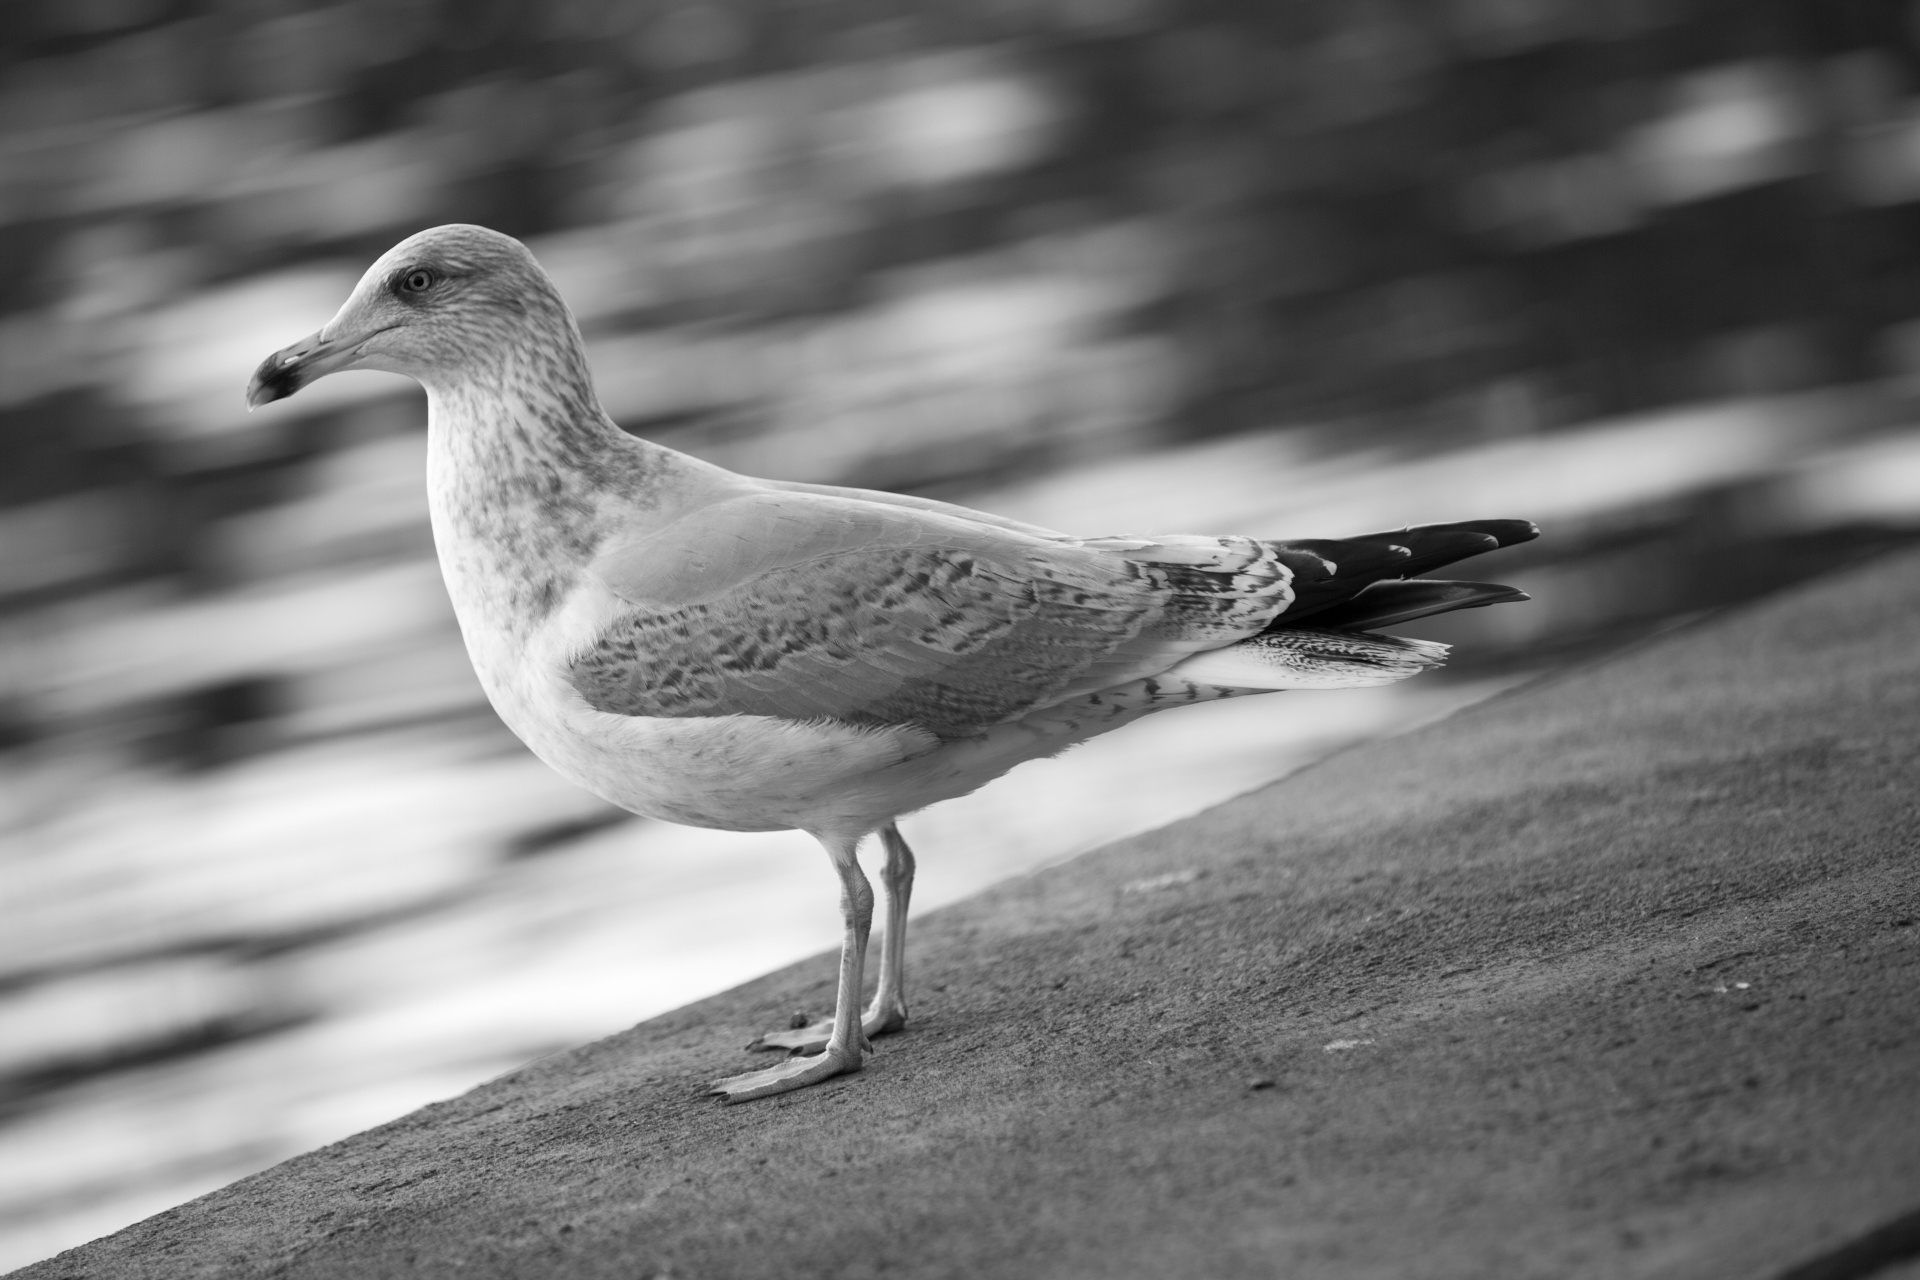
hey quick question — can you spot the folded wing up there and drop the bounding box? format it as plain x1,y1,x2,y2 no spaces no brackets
570,489,1296,738
569,488,1538,738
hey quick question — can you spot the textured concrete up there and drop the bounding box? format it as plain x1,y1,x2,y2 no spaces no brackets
17,547,1920,1280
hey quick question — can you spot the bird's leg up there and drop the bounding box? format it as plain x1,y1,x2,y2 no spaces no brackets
864,821,915,1035
711,833,873,1102
748,821,915,1055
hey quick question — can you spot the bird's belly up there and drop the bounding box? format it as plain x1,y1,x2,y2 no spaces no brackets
442,565,1149,835
434,550,941,833
480,653,939,833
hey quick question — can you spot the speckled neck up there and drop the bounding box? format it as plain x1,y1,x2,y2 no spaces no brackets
421,327,666,633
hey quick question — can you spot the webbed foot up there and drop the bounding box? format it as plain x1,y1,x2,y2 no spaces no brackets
710,1043,864,1102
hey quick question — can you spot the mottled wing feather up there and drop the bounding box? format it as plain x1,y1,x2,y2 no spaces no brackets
571,490,1294,738
576,543,1139,736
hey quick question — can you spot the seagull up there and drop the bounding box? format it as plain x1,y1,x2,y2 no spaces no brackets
248,224,1536,1103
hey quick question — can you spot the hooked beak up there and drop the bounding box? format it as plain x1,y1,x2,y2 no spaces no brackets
245,324,389,408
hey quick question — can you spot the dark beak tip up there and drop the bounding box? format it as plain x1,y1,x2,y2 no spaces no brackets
245,379,285,409
246,350,300,409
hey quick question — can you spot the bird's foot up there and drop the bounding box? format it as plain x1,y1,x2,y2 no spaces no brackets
748,1002,907,1055
709,1043,864,1103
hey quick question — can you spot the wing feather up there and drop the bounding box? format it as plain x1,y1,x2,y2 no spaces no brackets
569,489,1294,738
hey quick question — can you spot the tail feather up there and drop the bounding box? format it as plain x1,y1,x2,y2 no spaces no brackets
1027,520,1538,731
1168,627,1450,691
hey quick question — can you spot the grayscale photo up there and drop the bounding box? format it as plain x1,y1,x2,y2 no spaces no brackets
0,0,1916,1275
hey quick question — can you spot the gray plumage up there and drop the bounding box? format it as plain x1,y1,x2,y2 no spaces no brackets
248,224,1537,1103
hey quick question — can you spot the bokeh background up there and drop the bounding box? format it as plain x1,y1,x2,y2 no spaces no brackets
5,0,1920,1268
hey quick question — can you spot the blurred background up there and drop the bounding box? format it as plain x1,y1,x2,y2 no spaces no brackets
4,0,1920,1267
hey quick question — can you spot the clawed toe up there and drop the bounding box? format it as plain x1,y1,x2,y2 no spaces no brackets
748,1017,834,1054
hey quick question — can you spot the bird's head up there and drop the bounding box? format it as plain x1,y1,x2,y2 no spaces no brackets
246,224,575,408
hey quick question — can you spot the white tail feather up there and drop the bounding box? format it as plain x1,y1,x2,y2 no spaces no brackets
1165,627,1449,691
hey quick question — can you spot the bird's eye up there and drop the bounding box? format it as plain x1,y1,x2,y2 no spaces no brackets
399,268,435,294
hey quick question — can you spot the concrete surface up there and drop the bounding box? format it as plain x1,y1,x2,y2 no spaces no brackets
15,546,1920,1280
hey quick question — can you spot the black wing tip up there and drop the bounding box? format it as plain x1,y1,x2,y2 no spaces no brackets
1271,548,1338,580
1484,519,1541,546
1388,519,1540,548
1444,586,1531,611
1422,530,1501,556
1303,578,1532,630
1384,578,1532,605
